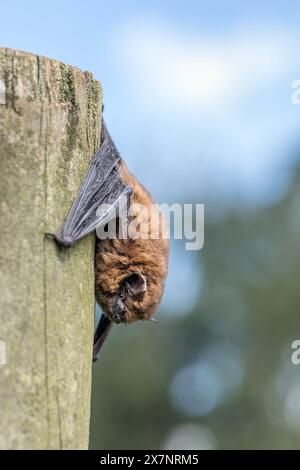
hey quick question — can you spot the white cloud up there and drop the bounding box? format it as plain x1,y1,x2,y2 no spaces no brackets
108,19,300,209
113,19,296,112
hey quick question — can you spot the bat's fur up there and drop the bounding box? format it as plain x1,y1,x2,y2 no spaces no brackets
51,118,169,356
95,160,169,324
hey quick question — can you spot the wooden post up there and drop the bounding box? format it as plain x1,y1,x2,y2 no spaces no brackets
0,48,102,449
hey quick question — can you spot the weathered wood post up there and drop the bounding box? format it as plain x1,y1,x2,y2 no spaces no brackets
0,48,102,449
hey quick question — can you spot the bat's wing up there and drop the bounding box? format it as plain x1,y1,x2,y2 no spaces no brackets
93,313,113,362
51,120,132,247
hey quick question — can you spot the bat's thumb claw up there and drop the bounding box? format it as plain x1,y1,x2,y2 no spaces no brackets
45,231,74,248
45,232,55,240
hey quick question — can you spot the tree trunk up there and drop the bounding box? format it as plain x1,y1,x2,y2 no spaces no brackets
0,48,102,449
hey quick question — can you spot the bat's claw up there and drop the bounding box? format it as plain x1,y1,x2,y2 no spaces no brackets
45,232,55,240
45,232,74,248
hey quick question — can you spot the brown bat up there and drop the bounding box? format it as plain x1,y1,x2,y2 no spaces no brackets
50,119,169,361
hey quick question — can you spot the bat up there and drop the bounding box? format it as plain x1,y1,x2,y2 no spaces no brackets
50,121,132,247
49,118,169,362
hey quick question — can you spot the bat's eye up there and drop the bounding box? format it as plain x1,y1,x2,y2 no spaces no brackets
119,292,126,300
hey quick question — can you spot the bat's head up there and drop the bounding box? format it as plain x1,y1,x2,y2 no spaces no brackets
105,271,152,324
95,236,169,325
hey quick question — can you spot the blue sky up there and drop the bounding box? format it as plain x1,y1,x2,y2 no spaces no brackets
2,0,300,313
1,0,300,206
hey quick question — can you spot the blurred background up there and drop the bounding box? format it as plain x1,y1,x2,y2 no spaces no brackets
2,0,300,449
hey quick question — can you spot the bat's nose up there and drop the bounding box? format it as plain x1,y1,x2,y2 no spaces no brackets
113,313,122,323
112,301,125,323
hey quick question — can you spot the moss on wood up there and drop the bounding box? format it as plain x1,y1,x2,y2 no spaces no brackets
0,48,102,449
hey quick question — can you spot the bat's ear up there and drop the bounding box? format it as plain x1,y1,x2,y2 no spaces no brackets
125,272,147,295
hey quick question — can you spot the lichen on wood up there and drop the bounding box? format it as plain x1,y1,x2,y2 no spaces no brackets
0,48,102,449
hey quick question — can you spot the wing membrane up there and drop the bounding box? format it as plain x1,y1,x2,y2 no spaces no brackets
53,120,132,246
